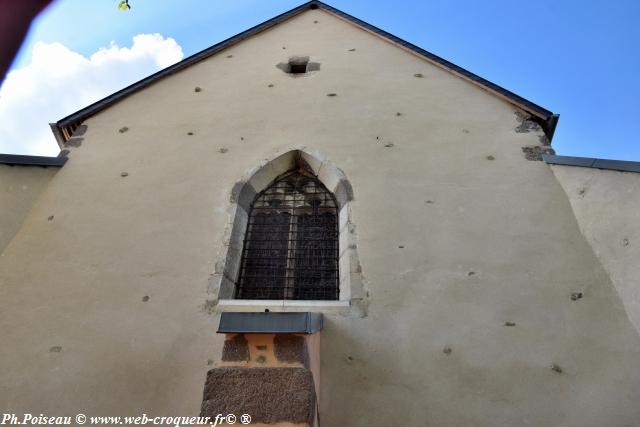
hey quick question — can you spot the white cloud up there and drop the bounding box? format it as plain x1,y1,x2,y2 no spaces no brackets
0,34,184,156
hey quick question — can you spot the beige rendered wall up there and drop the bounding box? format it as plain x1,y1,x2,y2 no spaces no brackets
0,164,58,254
551,164,640,334
2,8,640,426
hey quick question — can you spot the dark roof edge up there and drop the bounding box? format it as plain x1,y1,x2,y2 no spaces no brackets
54,0,558,140
316,2,556,133
544,154,640,173
0,153,67,167
544,114,560,142
49,123,67,150
55,1,317,130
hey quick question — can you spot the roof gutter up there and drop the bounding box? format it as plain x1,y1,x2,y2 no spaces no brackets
0,153,67,167
544,154,640,173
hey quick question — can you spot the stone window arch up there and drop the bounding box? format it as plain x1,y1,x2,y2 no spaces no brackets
210,148,366,314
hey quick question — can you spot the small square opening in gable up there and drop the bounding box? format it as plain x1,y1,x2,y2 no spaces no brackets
289,60,308,74
277,56,319,75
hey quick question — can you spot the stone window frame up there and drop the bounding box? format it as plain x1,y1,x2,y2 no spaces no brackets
210,147,364,314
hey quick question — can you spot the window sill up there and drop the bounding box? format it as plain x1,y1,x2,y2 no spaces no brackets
216,299,350,313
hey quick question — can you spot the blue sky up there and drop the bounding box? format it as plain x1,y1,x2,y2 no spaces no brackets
3,0,640,160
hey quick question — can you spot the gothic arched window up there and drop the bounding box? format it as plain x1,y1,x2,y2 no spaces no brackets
235,169,339,300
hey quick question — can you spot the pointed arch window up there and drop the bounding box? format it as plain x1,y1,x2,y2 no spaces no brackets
236,169,339,300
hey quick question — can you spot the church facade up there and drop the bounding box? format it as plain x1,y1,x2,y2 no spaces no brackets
2,2,640,425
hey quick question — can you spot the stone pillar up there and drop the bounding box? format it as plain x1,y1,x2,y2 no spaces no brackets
201,312,322,426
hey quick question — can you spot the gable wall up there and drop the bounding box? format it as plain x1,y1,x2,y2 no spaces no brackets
1,8,640,425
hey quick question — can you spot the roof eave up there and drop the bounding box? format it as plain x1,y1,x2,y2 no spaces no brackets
544,154,640,173
0,153,67,167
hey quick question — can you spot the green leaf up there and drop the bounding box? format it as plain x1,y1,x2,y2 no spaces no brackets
118,1,130,11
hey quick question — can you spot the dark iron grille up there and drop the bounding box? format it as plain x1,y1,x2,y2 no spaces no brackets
236,170,339,300
294,212,338,299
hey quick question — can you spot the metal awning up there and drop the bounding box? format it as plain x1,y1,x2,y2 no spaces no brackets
217,312,323,334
